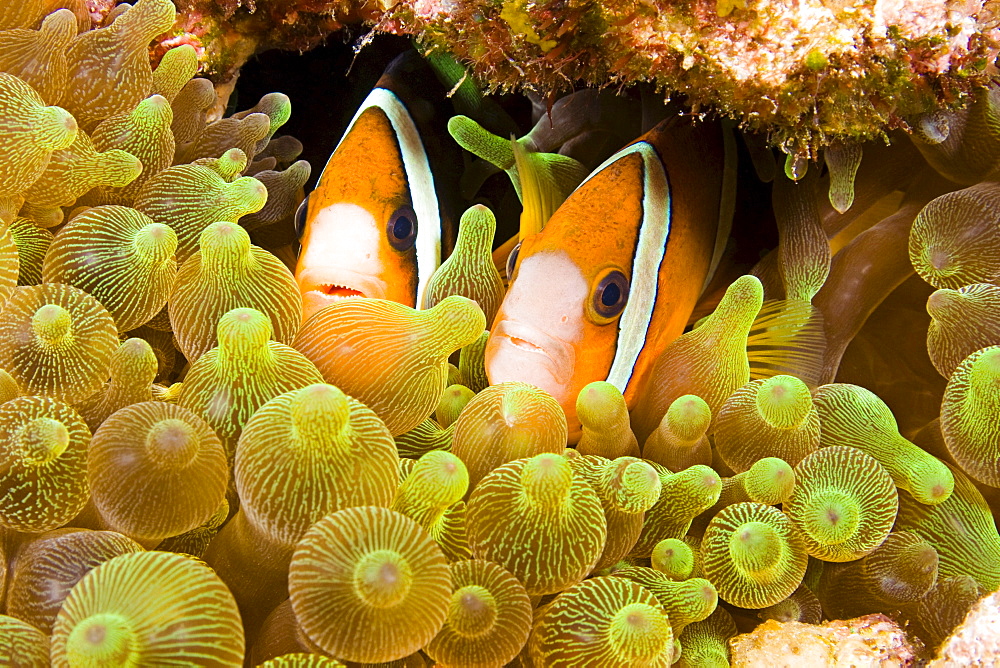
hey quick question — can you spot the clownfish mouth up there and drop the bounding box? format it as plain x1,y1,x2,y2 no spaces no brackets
297,268,388,322
486,319,576,387
317,283,366,300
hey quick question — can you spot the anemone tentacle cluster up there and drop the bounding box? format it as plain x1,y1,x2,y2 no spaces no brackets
2,0,1000,665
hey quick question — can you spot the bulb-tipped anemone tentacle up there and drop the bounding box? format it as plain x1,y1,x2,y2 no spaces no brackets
424,559,533,667
394,417,455,460
422,203,506,325
451,381,568,490
61,0,176,131
0,9,77,106
88,401,228,542
689,456,797,537
393,450,472,562
631,464,722,558
0,396,91,532
529,576,674,666
257,655,345,667
169,221,302,362
611,566,719,637
927,284,1000,378
0,283,118,404
207,382,397,632
909,182,1000,290
713,374,820,471
50,550,245,666
459,329,490,393
631,275,764,444
676,607,738,668
42,205,178,332
815,531,939,620
288,506,451,664
756,584,823,624
812,383,954,505
652,538,695,581
941,346,1000,488
467,453,607,595
6,529,143,635
569,454,661,572
895,464,1000,592
576,380,640,459
0,72,78,199
150,44,199,104
435,383,474,428
177,307,324,460
91,94,175,204
641,394,713,471
77,337,160,431
134,148,268,262
785,446,898,562
22,128,142,208
0,615,51,665
10,215,53,286
293,295,485,436
701,502,809,609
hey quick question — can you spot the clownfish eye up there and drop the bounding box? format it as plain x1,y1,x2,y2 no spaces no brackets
387,205,418,251
592,270,629,320
294,194,310,239
506,241,522,280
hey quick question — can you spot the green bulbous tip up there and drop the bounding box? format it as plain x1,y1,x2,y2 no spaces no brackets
447,116,514,170
411,450,470,506
449,584,498,638
32,304,73,345
66,613,137,667
803,490,861,545
665,394,712,441
216,307,272,351
20,417,69,465
39,106,79,151
229,176,269,211
426,295,487,351
651,538,694,580
969,347,1000,393
353,549,413,609
926,288,963,322
755,375,812,429
729,521,782,574
199,221,251,260
615,460,662,513
145,418,200,469
213,149,249,179
132,223,177,262
577,381,628,427
288,383,350,439
744,457,796,505
608,603,672,662
521,453,573,505
133,94,172,123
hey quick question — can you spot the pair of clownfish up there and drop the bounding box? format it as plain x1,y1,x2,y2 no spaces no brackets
295,53,735,441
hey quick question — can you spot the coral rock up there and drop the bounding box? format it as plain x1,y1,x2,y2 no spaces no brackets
730,614,918,668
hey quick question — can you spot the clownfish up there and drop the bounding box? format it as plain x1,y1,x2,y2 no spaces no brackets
294,52,461,321
485,117,736,441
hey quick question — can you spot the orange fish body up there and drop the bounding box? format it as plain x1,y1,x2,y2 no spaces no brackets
485,119,729,441
294,53,459,321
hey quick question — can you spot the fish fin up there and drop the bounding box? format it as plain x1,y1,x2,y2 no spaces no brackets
512,139,589,238
746,298,827,387
702,121,738,294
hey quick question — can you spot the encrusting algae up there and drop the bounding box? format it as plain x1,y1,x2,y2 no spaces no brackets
2,0,1000,664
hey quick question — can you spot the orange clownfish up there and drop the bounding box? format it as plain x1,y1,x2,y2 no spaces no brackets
485,118,735,441
294,53,459,321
